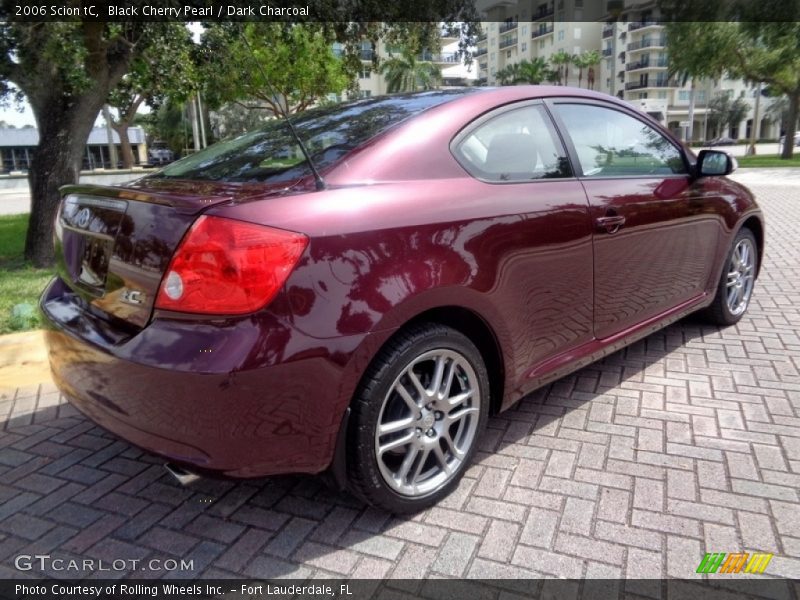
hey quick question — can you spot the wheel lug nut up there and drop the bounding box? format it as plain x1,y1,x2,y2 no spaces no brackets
435,411,443,420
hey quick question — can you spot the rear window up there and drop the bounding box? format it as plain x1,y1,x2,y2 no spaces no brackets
148,90,480,184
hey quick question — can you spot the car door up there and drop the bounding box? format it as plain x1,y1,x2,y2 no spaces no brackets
451,100,595,390
548,99,720,340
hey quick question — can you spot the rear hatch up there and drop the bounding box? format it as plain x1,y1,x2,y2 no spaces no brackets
52,179,284,329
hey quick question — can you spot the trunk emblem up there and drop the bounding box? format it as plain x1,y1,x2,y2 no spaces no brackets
76,207,92,228
121,289,146,305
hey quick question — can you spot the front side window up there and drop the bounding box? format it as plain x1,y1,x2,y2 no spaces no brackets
554,103,686,177
454,104,571,182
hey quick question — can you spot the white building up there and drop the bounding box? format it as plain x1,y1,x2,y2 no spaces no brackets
474,0,781,142
339,31,473,100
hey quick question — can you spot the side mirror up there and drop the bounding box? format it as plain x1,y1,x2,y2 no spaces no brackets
696,149,737,177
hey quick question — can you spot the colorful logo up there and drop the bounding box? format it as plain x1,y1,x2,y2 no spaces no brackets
696,552,773,574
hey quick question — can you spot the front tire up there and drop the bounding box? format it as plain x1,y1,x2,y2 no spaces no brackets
704,228,758,326
347,324,489,514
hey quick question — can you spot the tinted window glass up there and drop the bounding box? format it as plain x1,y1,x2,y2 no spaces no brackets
149,90,480,183
455,105,571,182
554,103,686,177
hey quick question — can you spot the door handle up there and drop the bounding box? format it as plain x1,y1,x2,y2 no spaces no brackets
595,215,626,234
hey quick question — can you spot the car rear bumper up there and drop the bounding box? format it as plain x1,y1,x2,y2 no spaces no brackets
40,277,368,478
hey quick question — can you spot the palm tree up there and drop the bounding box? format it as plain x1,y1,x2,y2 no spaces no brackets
518,58,550,84
379,51,442,93
580,50,602,90
549,50,572,86
496,63,522,86
572,53,590,88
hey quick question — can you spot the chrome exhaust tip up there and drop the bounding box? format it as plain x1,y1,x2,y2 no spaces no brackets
164,463,201,486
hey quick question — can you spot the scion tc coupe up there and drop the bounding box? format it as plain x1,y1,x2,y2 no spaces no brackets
41,87,763,512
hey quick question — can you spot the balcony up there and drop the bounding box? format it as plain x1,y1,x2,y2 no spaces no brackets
359,49,375,61
532,25,554,38
626,57,667,71
627,36,667,51
602,24,614,38
479,62,488,71
533,5,554,20
477,32,488,43
625,79,675,90
475,47,488,57
602,47,613,57
499,37,518,49
629,21,661,31
419,51,460,64
499,21,518,34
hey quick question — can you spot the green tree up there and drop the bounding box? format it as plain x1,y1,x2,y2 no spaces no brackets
519,58,550,84
496,63,521,86
550,50,572,86
0,20,151,265
659,3,800,158
200,23,348,116
580,50,602,90
665,22,729,142
573,51,601,89
707,93,750,139
379,50,442,93
107,24,196,169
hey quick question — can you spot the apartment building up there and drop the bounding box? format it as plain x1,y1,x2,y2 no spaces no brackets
335,31,469,100
475,0,780,142
475,0,605,86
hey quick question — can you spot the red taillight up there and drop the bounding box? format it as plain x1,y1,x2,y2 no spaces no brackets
155,215,308,315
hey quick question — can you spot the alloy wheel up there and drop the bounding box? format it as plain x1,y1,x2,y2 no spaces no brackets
726,237,756,316
374,349,481,497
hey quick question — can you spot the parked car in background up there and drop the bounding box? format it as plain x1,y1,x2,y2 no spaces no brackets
706,136,736,146
778,132,800,147
41,87,763,513
148,141,174,165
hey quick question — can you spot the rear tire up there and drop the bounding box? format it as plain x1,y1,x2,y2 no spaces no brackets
704,228,758,326
347,323,489,514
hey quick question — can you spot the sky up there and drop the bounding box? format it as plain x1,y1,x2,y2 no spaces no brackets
0,93,37,128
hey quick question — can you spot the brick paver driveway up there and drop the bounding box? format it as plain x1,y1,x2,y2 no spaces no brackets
1,173,799,582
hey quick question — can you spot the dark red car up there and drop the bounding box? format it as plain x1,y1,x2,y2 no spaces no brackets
41,87,763,513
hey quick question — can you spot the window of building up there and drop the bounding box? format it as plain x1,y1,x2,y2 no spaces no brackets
697,90,707,103
490,53,496,61
522,42,527,52
540,40,545,49
574,27,582,39
658,91,667,99
359,66,371,79
554,103,686,177
522,26,528,36
678,90,690,101
557,30,565,41
454,104,571,182
360,90,372,98
638,92,648,99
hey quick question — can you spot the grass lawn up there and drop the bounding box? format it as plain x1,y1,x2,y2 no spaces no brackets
0,214,54,334
736,154,800,168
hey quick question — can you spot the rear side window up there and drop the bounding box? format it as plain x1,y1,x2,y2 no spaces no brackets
454,104,571,182
149,90,480,184
554,103,686,177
